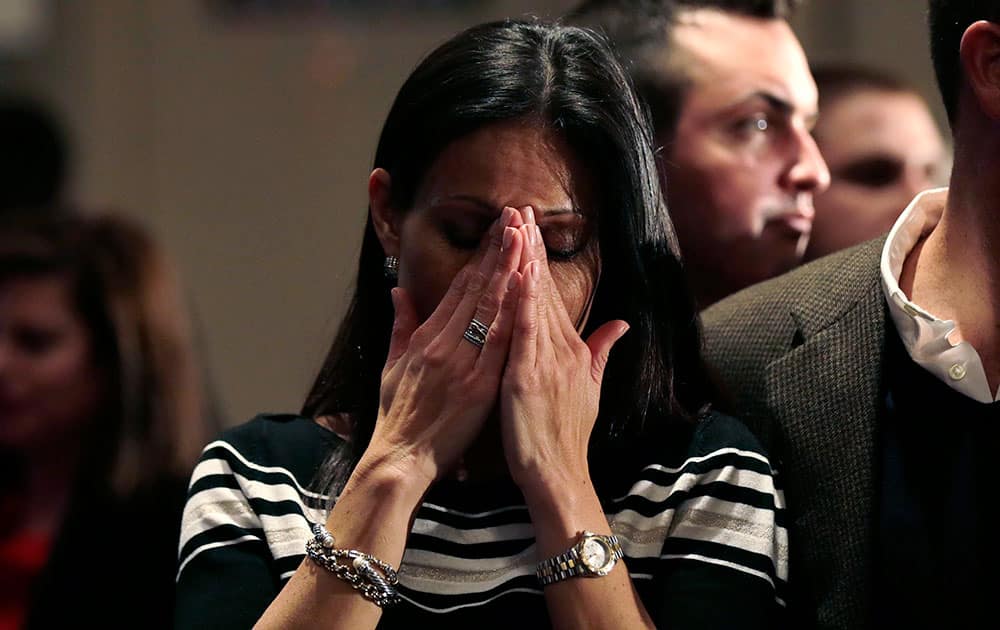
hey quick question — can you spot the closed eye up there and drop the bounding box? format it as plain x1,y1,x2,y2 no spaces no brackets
539,213,589,261
837,156,904,188
12,326,61,355
442,219,491,250
434,203,494,250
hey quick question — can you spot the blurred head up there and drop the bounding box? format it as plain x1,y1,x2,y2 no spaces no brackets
0,267,104,460
305,19,711,479
804,66,946,261
0,212,210,493
568,0,829,306
0,96,69,215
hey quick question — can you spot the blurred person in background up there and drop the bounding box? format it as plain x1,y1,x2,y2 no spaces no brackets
0,95,70,217
804,65,947,261
0,211,215,629
175,18,787,629
568,0,830,308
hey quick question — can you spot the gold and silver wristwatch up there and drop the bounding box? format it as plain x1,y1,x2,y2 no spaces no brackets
535,531,624,586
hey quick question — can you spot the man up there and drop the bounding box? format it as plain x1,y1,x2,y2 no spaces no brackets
805,64,947,261
703,1,1000,627
568,0,829,307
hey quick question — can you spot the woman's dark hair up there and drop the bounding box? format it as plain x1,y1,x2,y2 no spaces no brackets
303,18,712,494
0,210,214,496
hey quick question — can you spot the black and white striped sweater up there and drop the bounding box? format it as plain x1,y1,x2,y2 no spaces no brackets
175,413,787,629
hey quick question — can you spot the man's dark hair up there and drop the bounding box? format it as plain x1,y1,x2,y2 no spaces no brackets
928,0,1000,124
566,1,800,141
812,63,916,111
570,0,799,21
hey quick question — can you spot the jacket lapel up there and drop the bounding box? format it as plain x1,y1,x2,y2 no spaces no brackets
765,239,887,628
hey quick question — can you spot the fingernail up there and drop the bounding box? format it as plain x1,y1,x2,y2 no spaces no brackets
524,224,534,245
619,322,630,337
524,206,535,224
535,225,543,248
503,226,514,250
502,206,515,227
507,270,519,290
389,287,400,311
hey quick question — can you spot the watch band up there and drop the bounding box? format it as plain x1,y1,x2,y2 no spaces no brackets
536,532,624,586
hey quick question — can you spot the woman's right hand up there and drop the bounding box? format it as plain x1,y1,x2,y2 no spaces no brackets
361,207,524,487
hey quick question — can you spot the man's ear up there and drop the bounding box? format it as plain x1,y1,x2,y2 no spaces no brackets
369,168,400,256
960,20,1000,120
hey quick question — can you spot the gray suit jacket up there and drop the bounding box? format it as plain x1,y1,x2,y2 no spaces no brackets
702,237,888,629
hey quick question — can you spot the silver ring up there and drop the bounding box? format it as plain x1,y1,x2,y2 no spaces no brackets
462,318,489,349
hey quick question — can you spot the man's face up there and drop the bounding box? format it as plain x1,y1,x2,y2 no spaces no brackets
805,89,945,261
660,9,829,306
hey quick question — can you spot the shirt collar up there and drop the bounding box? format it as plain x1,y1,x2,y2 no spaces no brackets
880,187,1000,403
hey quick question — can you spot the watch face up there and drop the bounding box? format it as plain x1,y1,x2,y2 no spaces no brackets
580,537,611,572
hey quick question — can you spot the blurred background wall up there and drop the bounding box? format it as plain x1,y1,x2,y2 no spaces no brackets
0,0,943,425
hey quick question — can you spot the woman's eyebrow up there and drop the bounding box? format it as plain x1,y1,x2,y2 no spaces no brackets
537,207,580,217
432,194,498,215
432,195,582,218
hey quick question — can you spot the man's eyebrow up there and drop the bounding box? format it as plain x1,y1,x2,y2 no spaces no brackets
745,91,794,115
736,91,819,126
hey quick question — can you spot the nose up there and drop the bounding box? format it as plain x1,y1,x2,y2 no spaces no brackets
785,129,831,195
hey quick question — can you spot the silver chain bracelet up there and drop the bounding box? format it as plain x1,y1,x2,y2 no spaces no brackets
305,524,401,608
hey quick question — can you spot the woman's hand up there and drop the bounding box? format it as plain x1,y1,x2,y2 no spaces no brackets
258,210,525,630
497,210,653,630
362,207,525,487
499,208,628,493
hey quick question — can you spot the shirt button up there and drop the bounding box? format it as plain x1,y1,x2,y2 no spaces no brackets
949,364,967,380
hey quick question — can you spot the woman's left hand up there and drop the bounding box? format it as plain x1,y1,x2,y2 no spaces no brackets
499,209,629,493
498,210,656,630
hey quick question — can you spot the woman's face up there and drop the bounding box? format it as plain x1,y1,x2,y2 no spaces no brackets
378,120,601,325
0,276,104,453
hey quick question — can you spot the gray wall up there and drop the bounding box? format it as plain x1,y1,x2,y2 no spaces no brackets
793,0,945,124
2,0,941,425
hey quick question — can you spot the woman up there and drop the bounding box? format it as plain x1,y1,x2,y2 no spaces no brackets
0,211,214,629
176,20,786,629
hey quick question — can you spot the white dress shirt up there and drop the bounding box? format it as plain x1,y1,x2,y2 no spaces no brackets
880,187,1000,403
